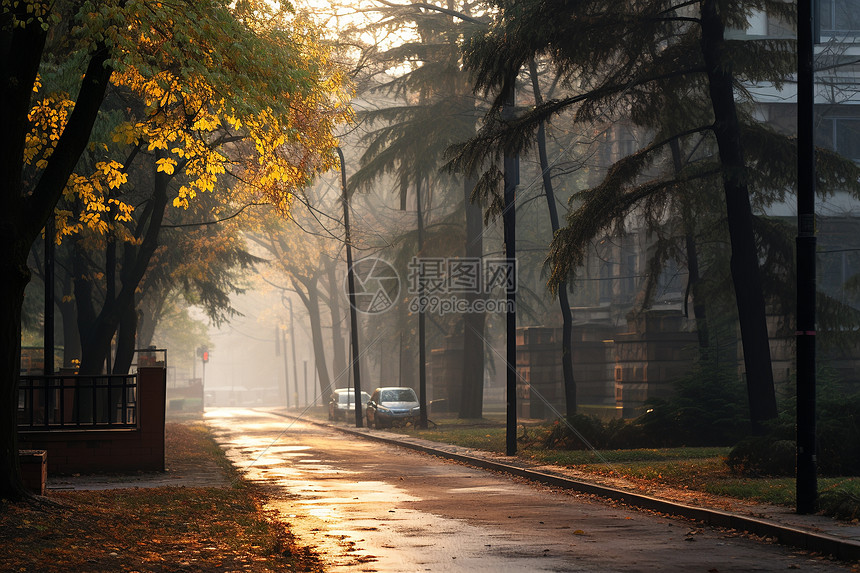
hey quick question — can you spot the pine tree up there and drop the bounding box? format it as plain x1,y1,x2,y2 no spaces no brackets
451,0,860,430
347,1,491,418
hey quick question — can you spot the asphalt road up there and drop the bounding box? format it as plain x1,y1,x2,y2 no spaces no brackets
206,408,853,572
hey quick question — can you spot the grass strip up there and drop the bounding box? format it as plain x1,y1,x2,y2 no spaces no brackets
380,415,860,520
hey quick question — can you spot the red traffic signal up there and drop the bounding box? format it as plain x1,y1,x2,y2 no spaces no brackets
202,350,209,363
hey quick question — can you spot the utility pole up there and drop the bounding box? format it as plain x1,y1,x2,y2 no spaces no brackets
502,81,518,456
44,215,54,376
796,0,818,515
288,298,299,408
416,177,428,429
282,328,290,408
337,146,364,428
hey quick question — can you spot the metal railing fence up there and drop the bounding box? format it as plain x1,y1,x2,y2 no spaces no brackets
18,374,138,430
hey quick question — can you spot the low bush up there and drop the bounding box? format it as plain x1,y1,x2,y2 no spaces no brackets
725,435,796,476
818,488,860,521
725,371,860,477
542,359,749,450
542,414,610,450
816,386,860,476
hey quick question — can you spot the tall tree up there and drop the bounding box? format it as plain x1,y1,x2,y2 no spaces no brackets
452,0,860,431
347,1,491,418
527,57,576,417
2,1,114,500
1,0,347,499
246,194,348,400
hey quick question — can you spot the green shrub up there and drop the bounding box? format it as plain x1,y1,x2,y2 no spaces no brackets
542,362,860,471
542,414,609,450
540,359,749,451
818,489,860,520
726,435,796,476
750,368,860,477
631,359,749,448
816,387,860,475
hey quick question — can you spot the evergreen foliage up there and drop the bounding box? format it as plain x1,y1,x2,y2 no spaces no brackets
344,1,491,418
543,363,860,479
544,358,748,450
452,0,860,430
727,368,860,477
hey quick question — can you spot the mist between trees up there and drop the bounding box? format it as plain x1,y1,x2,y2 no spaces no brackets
7,0,860,498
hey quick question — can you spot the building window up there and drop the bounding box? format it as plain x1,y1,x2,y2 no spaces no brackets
815,112,860,161
599,260,613,304
622,252,637,299
820,0,860,33
656,259,683,303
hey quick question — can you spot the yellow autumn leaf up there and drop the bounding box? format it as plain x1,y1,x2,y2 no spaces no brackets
156,157,177,175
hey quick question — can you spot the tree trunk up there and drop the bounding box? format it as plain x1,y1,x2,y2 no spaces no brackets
326,259,347,383
459,175,486,418
0,15,112,497
294,278,332,400
700,0,777,429
59,271,82,369
530,59,576,417
112,301,138,375
137,292,167,350
74,240,104,374
669,140,710,358
78,157,169,375
0,237,31,499
684,231,710,355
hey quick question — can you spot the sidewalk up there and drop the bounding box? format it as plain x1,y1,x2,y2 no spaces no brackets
46,420,231,492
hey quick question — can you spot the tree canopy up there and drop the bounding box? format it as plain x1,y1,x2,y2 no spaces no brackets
450,0,860,430
1,0,351,498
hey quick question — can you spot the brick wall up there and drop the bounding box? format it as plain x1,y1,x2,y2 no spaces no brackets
613,310,698,418
427,335,464,412
19,367,166,474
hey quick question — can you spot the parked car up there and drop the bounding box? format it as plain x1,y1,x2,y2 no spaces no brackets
365,387,421,429
328,388,371,421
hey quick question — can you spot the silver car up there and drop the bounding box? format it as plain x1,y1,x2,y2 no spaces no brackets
365,387,421,429
328,388,371,421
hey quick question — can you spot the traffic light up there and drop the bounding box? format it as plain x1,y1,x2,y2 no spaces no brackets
202,349,209,363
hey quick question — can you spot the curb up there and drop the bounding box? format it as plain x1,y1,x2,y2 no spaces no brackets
275,412,860,563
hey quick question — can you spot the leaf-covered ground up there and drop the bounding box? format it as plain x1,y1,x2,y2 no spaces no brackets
0,423,324,572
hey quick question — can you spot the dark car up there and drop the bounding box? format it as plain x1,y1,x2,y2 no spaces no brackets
328,388,371,421
365,387,421,429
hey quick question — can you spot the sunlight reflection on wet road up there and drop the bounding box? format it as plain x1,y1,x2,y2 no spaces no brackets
205,408,854,573
206,408,587,572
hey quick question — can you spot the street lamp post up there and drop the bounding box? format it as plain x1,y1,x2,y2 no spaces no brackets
502,82,518,456
44,215,54,376
281,327,290,408
289,298,299,409
416,178,428,429
796,0,818,515
336,146,364,428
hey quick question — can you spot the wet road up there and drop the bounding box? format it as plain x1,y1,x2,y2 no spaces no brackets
206,408,852,572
